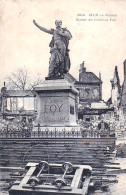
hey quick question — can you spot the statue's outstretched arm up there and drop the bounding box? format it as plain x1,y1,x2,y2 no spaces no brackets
33,20,53,35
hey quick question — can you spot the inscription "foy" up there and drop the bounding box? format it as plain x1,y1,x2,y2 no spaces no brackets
44,104,63,113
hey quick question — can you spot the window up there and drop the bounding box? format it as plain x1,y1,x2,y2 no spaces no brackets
85,118,90,122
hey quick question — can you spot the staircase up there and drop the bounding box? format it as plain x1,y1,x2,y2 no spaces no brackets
0,138,115,168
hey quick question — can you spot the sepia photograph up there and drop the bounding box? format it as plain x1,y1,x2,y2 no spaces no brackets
0,0,126,194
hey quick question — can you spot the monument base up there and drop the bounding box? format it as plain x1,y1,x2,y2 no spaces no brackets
34,79,79,128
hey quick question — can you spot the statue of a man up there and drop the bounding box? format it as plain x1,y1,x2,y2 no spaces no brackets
33,20,72,79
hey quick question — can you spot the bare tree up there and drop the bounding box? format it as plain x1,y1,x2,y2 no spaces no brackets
6,68,43,90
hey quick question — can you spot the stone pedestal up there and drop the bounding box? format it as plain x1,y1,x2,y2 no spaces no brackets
33,79,79,130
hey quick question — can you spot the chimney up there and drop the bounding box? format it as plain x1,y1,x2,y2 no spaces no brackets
115,66,117,72
1,82,7,94
79,61,86,74
99,72,101,80
124,59,126,80
79,61,86,81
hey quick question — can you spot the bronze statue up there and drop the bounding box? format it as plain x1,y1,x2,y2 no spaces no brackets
33,20,72,79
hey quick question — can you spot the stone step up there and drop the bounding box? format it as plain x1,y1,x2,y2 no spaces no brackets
0,138,115,170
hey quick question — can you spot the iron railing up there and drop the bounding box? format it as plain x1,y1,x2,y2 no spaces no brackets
0,126,110,138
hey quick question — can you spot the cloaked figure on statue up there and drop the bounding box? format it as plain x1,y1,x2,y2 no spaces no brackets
33,20,72,79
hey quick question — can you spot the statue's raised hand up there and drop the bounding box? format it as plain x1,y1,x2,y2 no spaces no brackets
33,20,53,34
33,20,36,25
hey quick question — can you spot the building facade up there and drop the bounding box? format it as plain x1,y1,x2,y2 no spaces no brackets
109,60,126,137
75,62,102,104
0,86,37,122
121,60,126,116
110,66,121,110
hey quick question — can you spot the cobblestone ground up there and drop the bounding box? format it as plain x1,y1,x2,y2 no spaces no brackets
0,158,126,195
89,158,126,195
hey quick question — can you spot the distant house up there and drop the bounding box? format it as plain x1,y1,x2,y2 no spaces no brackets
68,62,113,133
75,62,102,105
108,60,126,137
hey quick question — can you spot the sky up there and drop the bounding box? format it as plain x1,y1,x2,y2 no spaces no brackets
0,0,126,100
